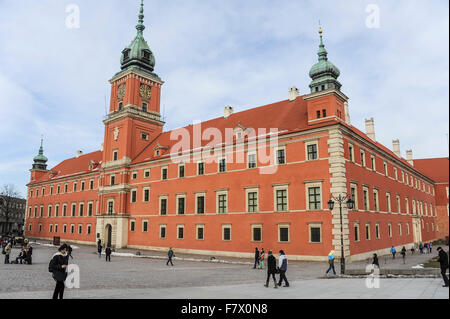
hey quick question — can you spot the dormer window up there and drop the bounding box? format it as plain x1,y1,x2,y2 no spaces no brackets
123,49,130,61
142,50,150,61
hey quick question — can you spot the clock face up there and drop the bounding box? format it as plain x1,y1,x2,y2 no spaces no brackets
117,84,126,99
140,84,152,99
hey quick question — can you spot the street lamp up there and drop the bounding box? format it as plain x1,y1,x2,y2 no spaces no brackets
328,194,354,275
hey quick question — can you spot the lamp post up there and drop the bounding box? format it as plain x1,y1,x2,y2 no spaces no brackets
328,194,354,275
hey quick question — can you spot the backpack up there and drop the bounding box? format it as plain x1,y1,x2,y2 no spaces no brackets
48,257,55,273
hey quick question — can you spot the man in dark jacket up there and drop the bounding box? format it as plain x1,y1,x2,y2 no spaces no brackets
436,247,449,287
264,251,278,288
49,244,69,299
167,248,174,266
105,246,112,262
253,248,260,269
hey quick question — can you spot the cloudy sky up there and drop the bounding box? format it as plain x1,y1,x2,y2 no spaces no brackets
0,0,448,197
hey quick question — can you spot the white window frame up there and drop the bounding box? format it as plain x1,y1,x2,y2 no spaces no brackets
305,140,319,161
222,224,232,241
308,222,322,243
274,185,289,212
305,181,323,211
278,223,290,243
246,187,259,213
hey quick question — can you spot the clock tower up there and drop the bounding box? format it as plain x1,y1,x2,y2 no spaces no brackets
97,0,164,248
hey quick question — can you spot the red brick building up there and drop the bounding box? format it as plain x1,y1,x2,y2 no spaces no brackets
25,2,440,261
413,157,449,241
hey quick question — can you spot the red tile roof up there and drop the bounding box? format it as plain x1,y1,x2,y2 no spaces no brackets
30,150,102,185
413,158,449,183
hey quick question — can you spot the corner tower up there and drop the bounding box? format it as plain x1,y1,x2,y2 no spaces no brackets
103,0,164,166
303,28,348,125
30,138,48,182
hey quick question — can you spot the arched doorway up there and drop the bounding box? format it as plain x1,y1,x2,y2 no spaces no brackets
105,224,112,248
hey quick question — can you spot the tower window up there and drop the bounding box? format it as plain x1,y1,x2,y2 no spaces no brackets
322,109,327,117
321,85,325,91
143,50,150,60
118,101,123,111
113,150,118,161
123,50,130,60
141,133,148,140
316,110,321,119
142,102,148,112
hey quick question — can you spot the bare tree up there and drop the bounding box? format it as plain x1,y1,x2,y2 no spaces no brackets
0,184,21,235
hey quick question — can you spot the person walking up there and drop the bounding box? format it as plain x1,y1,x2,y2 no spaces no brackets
419,243,424,254
410,246,415,255
4,242,11,264
429,242,433,253
97,243,102,258
49,244,69,300
25,244,33,264
425,243,429,254
325,250,336,276
253,247,260,269
436,247,449,287
264,251,278,289
277,250,289,287
105,246,112,262
401,246,407,264
259,248,265,269
372,253,379,269
167,247,175,266
390,246,396,259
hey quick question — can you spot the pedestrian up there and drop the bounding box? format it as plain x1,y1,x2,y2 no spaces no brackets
277,250,289,287
25,244,33,264
105,246,112,262
390,246,396,259
425,243,429,254
4,242,11,264
401,246,407,264
259,248,265,269
411,246,415,255
429,242,433,253
436,247,449,287
97,243,102,258
264,250,278,289
372,253,379,269
253,247,260,269
49,244,69,300
167,247,175,266
419,243,424,254
325,250,336,276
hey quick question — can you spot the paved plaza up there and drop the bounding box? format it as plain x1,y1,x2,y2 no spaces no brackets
0,241,448,299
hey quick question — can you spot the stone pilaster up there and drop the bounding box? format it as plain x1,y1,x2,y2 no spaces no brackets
327,127,350,258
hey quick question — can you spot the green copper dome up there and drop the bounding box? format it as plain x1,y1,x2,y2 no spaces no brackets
120,0,155,73
309,29,342,93
32,138,48,171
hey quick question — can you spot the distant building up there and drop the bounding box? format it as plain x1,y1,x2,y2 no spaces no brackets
0,195,26,235
24,1,440,261
413,157,449,240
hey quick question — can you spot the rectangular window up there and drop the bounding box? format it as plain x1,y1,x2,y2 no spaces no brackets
160,198,167,215
375,223,380,239
349,145,354,162
279,225,289,242
307,144,318,161
160,225,166,239
64,184,68,193
71,204,76,217
388,223,392,237
276,149,286,165
48,206,52,217
308,187,321,210
54,224,58,233
219,158,226,172
276,189,288,211
130,220,135,232
196,225,204,240
354,224,360,242
365,224,370,240
88,202,93,216
177,225,184,239
108,201,114,215
363,188,369,211
177,197,185,215
222,225,231,241
360,150,365,167
142,102,148,112
386,193,391,212
113,150,118,161
49,224,53,233
71,224,75,234
248,153,257,168
309,224,321,243
396,195,401,213
142,220,148,232
179,164,185,178
197,195,205,214
78,225,82,234
398,223,402,236
162,167,168,180
73,183,77,192
79,203,84,217
144,169,150,178
373,190,378,212
132,172,138,180
131,190,137,203
218,193,227,214
197,162,205,175
50,186,53,195
110,175,115,186
350,185,358,210
371,155,376,171
81,181,85,191
384,162,388,176
90,180,94,190
87,225,91,235
143,188,150,202
63,224,67,234
63,205,67,217
247,191,258,212
252,226,262,242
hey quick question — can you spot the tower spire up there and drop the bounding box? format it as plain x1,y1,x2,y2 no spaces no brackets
136,0,145,35
32,137,48,171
